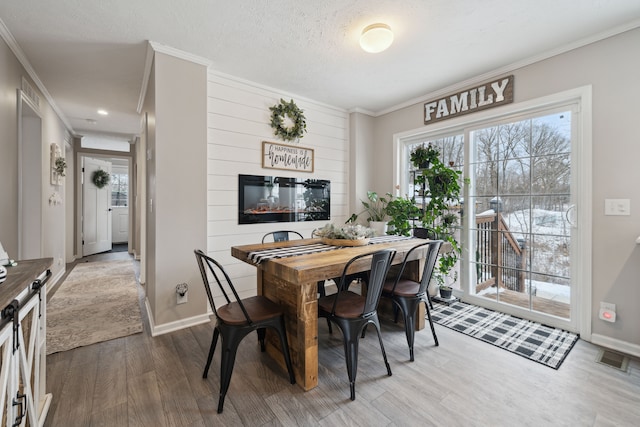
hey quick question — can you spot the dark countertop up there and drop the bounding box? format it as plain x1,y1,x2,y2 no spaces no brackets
0,258,52,311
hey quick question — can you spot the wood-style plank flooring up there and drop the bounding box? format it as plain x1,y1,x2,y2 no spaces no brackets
44,255,640,426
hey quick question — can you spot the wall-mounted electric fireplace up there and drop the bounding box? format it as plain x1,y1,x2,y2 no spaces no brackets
238,174,330,224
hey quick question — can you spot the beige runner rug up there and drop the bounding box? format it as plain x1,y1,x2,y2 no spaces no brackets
47,259,143,354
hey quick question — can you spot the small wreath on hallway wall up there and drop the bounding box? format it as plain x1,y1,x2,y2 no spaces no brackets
269,98,307,142
92,169,110,189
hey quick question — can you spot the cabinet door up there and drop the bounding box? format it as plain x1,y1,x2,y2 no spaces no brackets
17,294,43,427
0,319,17,427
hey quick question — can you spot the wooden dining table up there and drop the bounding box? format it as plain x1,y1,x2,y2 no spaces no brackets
231,236,432,391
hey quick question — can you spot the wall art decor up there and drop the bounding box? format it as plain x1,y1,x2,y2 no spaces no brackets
50,143,64,185
424,75,514,125
262,141,314,173
269,98,307,141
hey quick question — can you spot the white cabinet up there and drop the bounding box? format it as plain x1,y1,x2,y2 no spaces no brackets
0,259,52,427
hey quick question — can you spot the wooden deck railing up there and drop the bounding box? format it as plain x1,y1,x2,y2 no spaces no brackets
475,212,527,292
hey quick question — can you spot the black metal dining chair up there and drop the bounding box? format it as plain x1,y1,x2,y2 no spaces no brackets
261,230,304,243
318,249,396,400
194,249,296,413
381,240,442,361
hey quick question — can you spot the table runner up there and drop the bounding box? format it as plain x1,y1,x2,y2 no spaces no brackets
248,235,413,264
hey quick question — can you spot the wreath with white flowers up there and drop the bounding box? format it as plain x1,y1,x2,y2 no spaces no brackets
92,169,110,189
269,98,307,141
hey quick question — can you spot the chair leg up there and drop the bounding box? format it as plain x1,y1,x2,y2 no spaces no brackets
217,328,243,414
317,280,326,297
338,320,360,401
203,327,219,378
424,300,439,347
257,327,266,351
398,298,418,362
276,315,297,384
370,316,392,377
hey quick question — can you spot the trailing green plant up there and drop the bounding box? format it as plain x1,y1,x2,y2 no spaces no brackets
415,145,466,288
386,195,421,237
410,143,440,169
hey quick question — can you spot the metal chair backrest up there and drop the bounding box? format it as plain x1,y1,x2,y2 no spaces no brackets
262,230,304,243
387,240,443,296
334,249,396,316
194,249,253,324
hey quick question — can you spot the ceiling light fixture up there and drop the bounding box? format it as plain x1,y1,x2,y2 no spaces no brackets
97,109,109,116
359,23,394,53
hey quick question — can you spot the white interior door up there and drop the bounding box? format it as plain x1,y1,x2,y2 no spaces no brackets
83,157,112,256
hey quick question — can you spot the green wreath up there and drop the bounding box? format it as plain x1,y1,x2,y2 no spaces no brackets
92,169,110,189
269,98,307,141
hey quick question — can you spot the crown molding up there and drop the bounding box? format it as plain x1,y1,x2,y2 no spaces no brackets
208,68,348,114
374,18,640,117
0,18,75,133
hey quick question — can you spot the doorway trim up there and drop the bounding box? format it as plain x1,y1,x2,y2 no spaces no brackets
17,89,43,260
76,151,134,258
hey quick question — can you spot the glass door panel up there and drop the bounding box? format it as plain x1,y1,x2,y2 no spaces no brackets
469,110,573,320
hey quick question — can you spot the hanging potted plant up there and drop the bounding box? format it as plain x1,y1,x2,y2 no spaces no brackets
410,143,440,169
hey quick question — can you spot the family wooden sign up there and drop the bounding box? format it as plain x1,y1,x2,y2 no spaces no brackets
262,141,314,173
424,75,514,125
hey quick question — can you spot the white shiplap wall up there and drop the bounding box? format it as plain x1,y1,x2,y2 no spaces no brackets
207,71,349,299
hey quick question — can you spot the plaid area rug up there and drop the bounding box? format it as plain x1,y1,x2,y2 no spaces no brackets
431,301,579,369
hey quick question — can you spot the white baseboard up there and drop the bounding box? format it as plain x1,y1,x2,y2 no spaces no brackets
590,333,640,358
48,267,66,291
144,297,211,337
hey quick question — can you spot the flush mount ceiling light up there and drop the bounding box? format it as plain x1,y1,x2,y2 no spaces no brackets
97,109,109,116
359,23,394,53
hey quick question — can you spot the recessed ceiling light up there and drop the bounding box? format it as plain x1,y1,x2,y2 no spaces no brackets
97,109,109,116
360,23,394,53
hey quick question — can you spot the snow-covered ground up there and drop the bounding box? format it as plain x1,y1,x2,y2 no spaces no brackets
473,207,572,304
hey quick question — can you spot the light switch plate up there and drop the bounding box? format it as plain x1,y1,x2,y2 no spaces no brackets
604,199,630,216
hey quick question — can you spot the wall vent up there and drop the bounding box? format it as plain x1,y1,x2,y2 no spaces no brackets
596,349,629,372
21,76,40,109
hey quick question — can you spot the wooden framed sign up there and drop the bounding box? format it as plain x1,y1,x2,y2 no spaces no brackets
424,75,514,125
262,141,314,173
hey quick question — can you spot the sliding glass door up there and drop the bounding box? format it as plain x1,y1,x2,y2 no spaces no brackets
467,109,574,322
397,91,589,333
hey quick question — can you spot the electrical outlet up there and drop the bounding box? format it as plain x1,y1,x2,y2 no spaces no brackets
177,292,188,305
176,283,188,305
599,301,616,322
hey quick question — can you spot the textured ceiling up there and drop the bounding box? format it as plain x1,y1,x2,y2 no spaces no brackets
1,0,639,138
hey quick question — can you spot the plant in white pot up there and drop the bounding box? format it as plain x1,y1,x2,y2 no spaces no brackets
347,191,392,236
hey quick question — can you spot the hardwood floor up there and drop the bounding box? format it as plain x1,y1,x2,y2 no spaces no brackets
44,257,640,426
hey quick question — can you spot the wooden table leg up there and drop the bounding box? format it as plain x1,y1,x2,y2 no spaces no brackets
259,271,318,391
